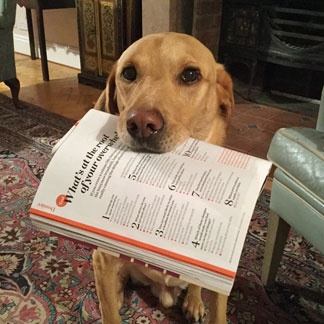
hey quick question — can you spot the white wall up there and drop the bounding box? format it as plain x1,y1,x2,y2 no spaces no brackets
13,6,80,69
142,0,171,36
13,1,178,69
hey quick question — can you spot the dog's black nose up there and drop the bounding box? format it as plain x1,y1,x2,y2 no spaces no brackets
127,109,164,139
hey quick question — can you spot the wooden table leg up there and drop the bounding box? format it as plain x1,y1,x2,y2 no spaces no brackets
26,8,36,60
35,3,49,81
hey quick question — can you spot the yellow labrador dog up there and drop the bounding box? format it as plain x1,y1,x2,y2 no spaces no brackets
93,32,234,324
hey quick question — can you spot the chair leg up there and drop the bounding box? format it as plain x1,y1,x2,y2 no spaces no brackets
4,78,20,108
35,3,49,81
261,210,290,287
26,8,36,60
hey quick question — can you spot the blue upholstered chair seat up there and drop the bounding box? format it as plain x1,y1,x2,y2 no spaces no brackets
268,127,324,203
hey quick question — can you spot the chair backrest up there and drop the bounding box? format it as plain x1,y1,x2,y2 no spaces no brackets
316,86,324,132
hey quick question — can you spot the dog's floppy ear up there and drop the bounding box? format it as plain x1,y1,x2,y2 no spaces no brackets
94,64,119,115
216,63,234,122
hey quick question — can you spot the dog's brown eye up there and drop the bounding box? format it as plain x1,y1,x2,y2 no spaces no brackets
121,66,137,82
181,68,201,84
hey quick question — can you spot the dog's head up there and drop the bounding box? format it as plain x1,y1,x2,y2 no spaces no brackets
95,32,234,152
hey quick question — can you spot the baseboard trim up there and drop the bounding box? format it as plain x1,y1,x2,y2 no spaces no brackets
13,33,31,56
13,33,80,69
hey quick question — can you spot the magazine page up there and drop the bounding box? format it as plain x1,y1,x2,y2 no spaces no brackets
31,215,234,295
30,109,271,280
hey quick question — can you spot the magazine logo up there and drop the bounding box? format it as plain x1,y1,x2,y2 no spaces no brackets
56,194,71,207
37,202,55,213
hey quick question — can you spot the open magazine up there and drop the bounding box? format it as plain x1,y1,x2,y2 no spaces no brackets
30,109,272,296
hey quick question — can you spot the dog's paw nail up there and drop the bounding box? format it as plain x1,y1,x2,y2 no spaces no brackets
199,307,205,321
182,296,205,322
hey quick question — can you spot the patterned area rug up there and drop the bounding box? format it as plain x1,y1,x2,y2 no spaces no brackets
0,93,323,324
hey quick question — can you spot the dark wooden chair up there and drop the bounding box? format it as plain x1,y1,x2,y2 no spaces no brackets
24,0,75,81
0,0,20,107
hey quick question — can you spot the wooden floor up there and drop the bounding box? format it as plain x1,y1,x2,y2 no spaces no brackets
0,54,101,120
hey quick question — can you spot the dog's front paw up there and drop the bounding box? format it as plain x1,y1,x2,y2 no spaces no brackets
182,294,205,322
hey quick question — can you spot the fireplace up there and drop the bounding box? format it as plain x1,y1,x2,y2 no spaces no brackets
219,0,324,104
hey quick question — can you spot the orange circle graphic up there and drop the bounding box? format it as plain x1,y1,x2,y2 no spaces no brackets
56,194,68,207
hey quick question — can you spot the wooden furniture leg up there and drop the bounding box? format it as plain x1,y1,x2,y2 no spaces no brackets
35,2,49,81
26,8,36,60
4,78,20,108
261,210,290,286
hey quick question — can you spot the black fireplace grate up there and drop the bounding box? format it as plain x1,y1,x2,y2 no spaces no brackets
265,6,324,50
219,0,324,102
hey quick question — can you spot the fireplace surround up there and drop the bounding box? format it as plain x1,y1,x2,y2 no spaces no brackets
219,0,324,100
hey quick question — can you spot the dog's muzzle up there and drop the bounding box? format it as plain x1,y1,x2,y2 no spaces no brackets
120,108,186,153
126,109,164,140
